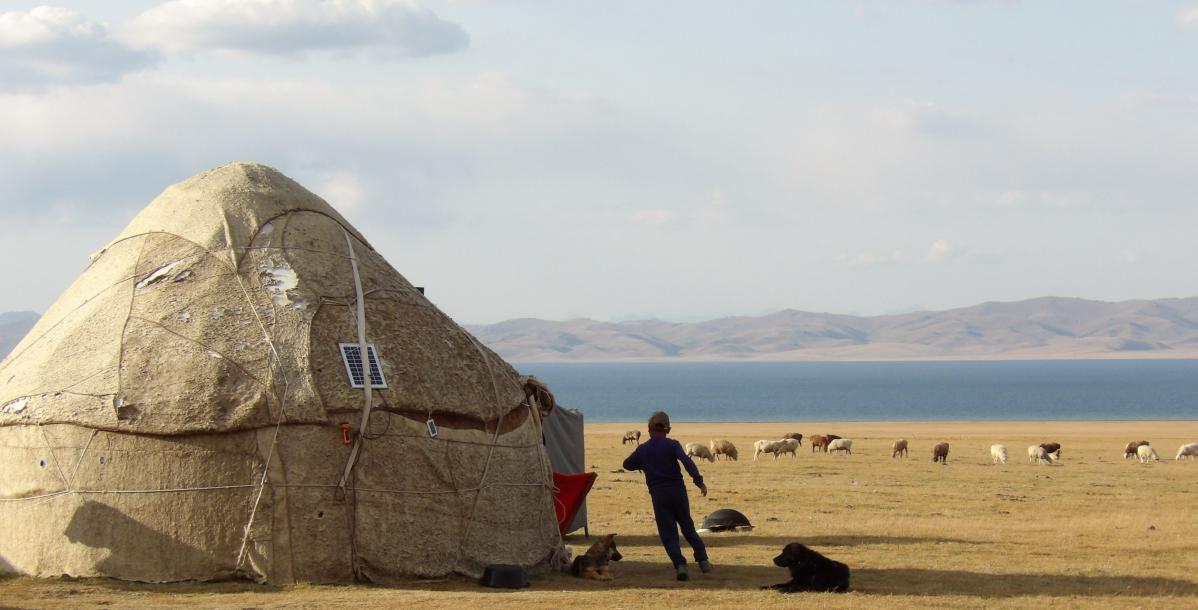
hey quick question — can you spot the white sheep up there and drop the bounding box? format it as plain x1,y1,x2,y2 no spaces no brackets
1137,444,1160,463
1176,443,1198,461
1028,445,1053,465
685,442,715,462
827,438,853,455
753,439,783,460
774,438,800,458
990,444,1008,464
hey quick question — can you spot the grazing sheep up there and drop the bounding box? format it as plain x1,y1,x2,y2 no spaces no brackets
1124,440,1150,460
809,435,829,453
1137,444,1160,463
931,442,949,464
828,438,853,455
990,444,1008,464
783,433,803,446
754,440,783,461
773,438,800,459
622,430,641,445
1039,442,1062,461
685,442,716,462
892,439,908,458
1028,445,1054,465
710,439,739,461
1176,443,1198,461
820,434,842,453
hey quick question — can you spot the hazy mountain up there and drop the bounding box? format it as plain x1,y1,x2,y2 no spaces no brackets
466,297,1198,362
0,311,39,360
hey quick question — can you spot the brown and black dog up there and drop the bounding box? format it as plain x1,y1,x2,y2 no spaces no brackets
763,542,850,593
571,534,623,580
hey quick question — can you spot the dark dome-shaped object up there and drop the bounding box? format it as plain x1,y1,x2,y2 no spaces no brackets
700,509,754,532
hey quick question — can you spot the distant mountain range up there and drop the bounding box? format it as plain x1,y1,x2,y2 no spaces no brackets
6,297,1198,364
465,297,1198,362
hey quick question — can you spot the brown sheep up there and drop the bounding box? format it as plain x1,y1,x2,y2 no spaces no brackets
710,439,739,461
622,430,641,445
1123,440,1149,460
783,432,803,446
892,439,908,458
809,435,829,453
1039,442,1061,461
932,442,949,464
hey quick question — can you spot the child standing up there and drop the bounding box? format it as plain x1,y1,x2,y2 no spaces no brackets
622,411,711,581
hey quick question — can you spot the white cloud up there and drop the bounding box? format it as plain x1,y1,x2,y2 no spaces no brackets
313,171,366,212
1119,248,1139,264
0,7,155,87
836,250,903,267
629,209,676,227
121,0,468,57
924,239,956,263
1178,7,1198,31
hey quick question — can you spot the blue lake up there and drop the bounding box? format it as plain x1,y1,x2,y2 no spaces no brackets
518,360,1198,422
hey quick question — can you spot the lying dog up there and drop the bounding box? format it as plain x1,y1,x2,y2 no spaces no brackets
763,542,850,593
571,534,623,580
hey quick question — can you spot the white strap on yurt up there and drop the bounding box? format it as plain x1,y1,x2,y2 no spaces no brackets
338,228,373,491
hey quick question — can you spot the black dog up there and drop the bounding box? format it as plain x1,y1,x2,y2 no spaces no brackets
763,542,850,593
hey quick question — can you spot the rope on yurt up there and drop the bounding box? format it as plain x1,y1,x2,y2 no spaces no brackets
524,397,569,570
336,226,375,493
229,231,295,575
334,226,376,580
453,333,509,564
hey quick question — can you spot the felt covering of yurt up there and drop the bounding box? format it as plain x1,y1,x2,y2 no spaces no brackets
0,162,561,583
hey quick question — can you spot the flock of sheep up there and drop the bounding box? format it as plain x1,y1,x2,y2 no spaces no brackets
621,431,1198,465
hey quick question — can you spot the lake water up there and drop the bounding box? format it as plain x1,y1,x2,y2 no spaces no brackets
518,360,1198,422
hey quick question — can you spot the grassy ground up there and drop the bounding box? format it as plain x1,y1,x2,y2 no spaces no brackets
2,420,1197,609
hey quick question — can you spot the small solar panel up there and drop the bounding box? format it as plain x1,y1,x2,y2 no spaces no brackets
338,343,387,389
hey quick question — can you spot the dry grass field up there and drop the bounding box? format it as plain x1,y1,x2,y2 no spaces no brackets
2,420,1196,609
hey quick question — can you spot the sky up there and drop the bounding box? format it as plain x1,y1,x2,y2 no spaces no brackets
2,1,1198,324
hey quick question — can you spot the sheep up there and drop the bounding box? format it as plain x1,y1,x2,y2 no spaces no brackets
1137,444,1160,463
1028,445,1054,465
931,442,949,464
820,434,842,453
892,439,908,458
754,440,783,461
1039,442,1062,461
1176,443,1198,461
774,438,800,459
809,435,829,453
685,442,716,462
755,438,800,460
710,439,739,461
622,430,641,445
783,432,803,446
990,444,1008,464
1124,440,1150,460
828,438,853,455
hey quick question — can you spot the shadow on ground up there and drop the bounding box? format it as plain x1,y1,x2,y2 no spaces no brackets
601,534,980,548
854,568,1198,597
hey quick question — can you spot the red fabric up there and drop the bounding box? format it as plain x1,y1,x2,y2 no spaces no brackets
552,471,597,535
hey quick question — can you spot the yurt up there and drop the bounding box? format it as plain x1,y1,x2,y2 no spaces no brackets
0,163,563,583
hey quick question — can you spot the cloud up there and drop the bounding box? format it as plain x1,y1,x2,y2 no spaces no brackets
924,239,956,263
121,0,469,58
313,171,366,212
836,250,903,267
0,7,156,87
1178,7,1198,30
629,209,677,227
